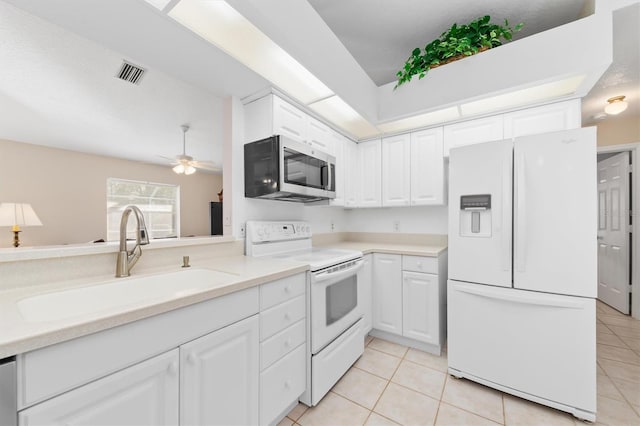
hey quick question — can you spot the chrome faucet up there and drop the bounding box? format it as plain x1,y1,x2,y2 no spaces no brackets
115,205,150,277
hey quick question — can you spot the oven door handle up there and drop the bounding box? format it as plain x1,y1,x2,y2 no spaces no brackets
314,259,364,284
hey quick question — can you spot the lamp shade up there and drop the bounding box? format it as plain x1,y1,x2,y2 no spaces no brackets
0,203,43,227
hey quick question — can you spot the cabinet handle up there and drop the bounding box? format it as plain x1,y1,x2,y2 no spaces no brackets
187,353,197,365
284,338,291,348
284,312,291,321
416,262,423,268
168,361,179,375
284,285,291,294
284,380,291,390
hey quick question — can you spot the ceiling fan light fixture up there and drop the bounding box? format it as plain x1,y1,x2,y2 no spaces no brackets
173,163,185,174
604,95,628,115
184,165,196,175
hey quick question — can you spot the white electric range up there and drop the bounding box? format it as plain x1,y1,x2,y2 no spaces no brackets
245,221,365,406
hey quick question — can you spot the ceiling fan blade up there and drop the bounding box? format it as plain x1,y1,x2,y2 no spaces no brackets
190,160,222,171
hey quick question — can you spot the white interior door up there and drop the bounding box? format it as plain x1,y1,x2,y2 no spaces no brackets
598,152,631,314
513,128,597,298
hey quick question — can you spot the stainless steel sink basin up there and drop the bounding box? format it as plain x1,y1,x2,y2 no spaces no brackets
18,268,239,322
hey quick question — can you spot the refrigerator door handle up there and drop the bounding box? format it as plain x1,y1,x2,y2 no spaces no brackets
515,152,526,272
453,284,586,309
502,147,512,272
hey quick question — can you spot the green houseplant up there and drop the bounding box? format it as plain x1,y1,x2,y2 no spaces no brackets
395,15,523,88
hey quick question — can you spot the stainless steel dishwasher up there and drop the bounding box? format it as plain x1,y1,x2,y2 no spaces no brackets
0,357,17,426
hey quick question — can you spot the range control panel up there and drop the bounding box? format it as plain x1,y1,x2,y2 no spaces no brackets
246,221,312,243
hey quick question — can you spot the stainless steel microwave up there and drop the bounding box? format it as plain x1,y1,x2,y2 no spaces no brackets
244,135,336,203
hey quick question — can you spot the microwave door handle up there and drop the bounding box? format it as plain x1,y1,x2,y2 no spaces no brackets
328,163,333,191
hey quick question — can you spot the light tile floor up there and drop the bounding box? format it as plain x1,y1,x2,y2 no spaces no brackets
282,300,640,426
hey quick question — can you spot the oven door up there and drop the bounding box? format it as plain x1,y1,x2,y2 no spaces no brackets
310,258,364,354
279,138,335,199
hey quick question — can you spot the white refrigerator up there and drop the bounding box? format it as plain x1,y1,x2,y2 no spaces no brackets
447,127,597,422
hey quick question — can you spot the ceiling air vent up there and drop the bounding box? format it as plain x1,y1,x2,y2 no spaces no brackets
116,61,146,85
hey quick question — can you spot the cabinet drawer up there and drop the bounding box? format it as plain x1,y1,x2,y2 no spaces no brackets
402,255,437,274
260,295,306,341
260,273,306,310
260,344,306,426
260,319,306,371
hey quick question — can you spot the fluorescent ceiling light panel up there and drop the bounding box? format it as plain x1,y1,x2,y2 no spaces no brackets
377,107,460,133
460,75,586,117
168,0,333,104
309,96,380,139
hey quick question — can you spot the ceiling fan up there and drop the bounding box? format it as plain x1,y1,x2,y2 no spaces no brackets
162,125,220,175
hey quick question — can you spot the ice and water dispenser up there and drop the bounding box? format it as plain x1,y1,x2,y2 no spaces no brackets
459,194,492,237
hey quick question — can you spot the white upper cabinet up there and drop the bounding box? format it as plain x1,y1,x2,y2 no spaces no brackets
358,139,382,208
272,95,307,143
307,116,335,154
244,94,336,155
382,134,411,207
503,99,581,139
443,115,504,157
330,131,346,207
410,128,445,205
344,139,360,208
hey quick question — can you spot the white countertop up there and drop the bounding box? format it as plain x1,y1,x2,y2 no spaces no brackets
0,255,308,359
0,237,447,359
315,241,447,257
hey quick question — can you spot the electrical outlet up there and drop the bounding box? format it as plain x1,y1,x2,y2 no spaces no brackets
239,224,245,238
393,221,400,232
331,221,335,232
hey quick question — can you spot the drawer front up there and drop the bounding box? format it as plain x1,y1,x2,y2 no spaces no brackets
260,295,306,341
17,287,259,410
260,273,306,310
402,255,438,274
260,344,306,426
260,320,306,371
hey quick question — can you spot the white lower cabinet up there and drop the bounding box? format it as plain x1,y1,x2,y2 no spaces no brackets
402,271,439,345
372,254,403,334
258,274,307,425
359,254,373,337
371,253,447,354
180,315,259,426
15,273,308,426
19,349,180,425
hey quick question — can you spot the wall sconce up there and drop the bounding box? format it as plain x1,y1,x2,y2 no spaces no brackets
604,95,628,115
0,203,43,247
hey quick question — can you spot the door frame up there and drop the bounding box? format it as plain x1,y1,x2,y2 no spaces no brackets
597,142,640,319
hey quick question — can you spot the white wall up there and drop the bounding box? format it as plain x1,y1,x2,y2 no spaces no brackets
344,206,448,235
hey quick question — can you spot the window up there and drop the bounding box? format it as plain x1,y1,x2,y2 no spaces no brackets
107,178,180,241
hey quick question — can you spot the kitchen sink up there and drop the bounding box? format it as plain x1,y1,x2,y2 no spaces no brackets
18,268,239,322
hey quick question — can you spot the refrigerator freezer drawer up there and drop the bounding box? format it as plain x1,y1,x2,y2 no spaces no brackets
447,280,596,418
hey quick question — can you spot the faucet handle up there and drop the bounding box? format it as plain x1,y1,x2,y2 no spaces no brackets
139,228,150,245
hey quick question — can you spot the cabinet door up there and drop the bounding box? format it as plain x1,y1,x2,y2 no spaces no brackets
330,132,346,206
358,254,373,337
344,140,360,207
358,139,382,207
181,315,259,426
382,134,411,207
402,272,439,345
273,96,307,143
410,128,445,205
308,117,334,154
19,350,179,425
503,99,581,139
372,254,402,334
443,115,504,157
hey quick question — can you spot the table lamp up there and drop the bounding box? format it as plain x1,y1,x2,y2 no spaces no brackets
0,203,43,247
